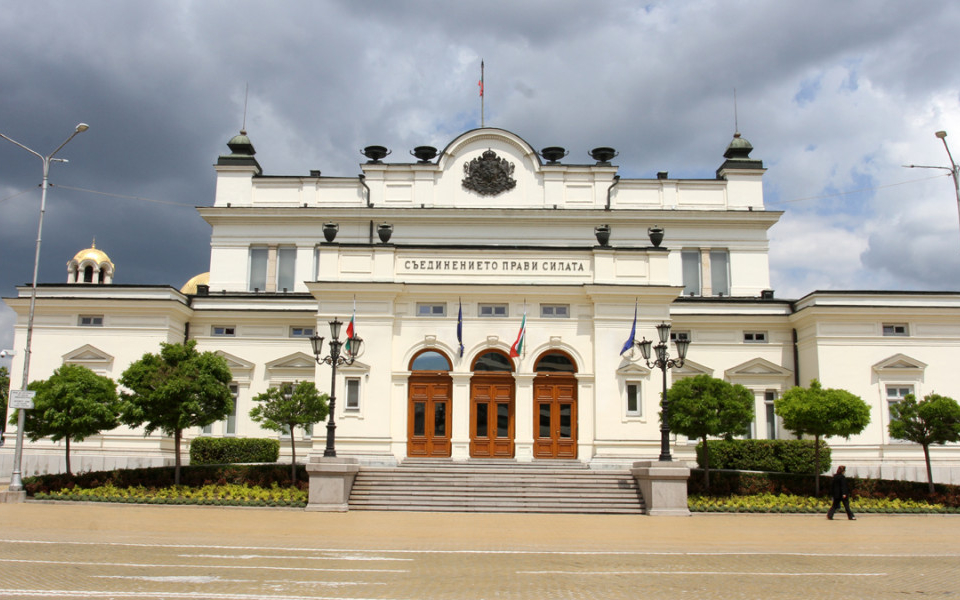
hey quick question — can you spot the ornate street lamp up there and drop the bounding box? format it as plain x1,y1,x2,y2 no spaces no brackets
310,319,363,457
637,321,690,462
0,123,89,492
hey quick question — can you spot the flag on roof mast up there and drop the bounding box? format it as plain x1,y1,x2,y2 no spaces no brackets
620,300,638,356
479,59,485,128
510,304,526,358
457,299,464,358
345,297,357,354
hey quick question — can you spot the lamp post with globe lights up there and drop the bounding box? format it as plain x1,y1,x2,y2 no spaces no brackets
636,321,690,462
0,123,89,492
310,319,363,457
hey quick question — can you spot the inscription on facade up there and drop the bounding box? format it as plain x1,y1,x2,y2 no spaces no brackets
402,259,586,274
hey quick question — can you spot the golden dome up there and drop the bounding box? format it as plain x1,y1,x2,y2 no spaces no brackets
70,239,113,267
180,272,210,295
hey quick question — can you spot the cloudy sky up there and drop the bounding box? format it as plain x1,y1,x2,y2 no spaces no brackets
2,1,960,364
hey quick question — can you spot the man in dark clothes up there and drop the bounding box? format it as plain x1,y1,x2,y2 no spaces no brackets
827,465,856,520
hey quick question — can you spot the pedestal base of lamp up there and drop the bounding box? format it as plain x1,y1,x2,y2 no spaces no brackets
631,460,691,516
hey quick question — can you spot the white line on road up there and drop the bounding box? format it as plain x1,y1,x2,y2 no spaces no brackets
518,570,888,576
0,558,407,573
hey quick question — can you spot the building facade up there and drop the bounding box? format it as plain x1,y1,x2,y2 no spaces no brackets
3,127,959,482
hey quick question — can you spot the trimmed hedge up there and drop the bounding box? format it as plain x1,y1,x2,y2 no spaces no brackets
190,437,279,465
697,439,831,474
22,464,308,496
687,468,960,507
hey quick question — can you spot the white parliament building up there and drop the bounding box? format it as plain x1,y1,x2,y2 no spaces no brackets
3,126,960,483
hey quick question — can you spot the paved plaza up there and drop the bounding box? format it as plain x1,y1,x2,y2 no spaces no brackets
0,502,957,599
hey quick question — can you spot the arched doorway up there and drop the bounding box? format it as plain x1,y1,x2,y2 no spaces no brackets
470,350,515,458
533,351,578,459
407,350,453,457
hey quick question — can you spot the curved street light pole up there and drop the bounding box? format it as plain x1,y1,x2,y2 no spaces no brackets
0,123,89,492
904,130,960,247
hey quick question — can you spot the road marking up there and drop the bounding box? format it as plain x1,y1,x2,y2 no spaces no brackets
0,591,397,600
2,539,957,558
519,570,888,576
0,558,406,573
177,553,412,561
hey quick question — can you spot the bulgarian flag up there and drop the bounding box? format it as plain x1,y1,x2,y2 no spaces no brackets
510,309,526,358
345,299,357,354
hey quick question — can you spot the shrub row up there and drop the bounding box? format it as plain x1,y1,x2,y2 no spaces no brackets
189,437,279,465
689,493,959,514
32,482,307,507
697,439,831,474
23,464,308,496
688,469,960,507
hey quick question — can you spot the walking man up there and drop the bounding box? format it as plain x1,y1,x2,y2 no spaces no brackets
827,465,856,520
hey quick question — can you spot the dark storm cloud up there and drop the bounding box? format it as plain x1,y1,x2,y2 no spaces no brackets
3,0,960,353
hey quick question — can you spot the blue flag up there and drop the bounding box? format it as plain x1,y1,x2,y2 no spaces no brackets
457,299,464,357
620,301,637,356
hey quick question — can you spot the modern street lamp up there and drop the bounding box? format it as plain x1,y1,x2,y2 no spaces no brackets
636,321,690,462
904,130,960,246
310,319,363,457
0,123,89,492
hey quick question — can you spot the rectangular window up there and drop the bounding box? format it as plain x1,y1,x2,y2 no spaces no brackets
78,315,103,327
416,303,446,317
887,385,913,421
882,324,908,336
710,250,730,296
290,326,315,338
226,384,238,435
682,250,701,296
249,247,268,291
765,390,778,440
478,303,508,318
670,331,691,343
212,326,236,337
277,246,297,291
345,378,361,411
201,423,213,434
743,331,767,343
302,423,313,440
626,382,642,416
541,304,569,318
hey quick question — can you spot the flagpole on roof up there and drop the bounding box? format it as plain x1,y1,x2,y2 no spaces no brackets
480,60,485,128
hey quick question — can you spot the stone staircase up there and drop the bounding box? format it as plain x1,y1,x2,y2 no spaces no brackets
348,458,646,514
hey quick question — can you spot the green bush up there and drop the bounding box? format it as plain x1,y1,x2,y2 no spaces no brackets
687,469,960,507
189,437,279,465
698,439,830,474
23,463,308,496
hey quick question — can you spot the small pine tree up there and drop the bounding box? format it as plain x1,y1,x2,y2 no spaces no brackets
250,381,328,482
119,341,233,485
666,374,755,489
16,364,120,475
889,393,960,493
775,379,871,495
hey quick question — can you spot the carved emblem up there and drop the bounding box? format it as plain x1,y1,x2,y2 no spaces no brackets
462,150,516,196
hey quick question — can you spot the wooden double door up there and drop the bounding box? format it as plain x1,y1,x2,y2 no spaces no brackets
470,375,515,458
533,374,578,459
407,374,452,457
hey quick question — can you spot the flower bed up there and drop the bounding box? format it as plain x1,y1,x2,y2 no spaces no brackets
33,482,307,508
689,493,959,514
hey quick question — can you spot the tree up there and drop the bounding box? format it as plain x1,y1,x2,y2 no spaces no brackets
119,341,233,485
775,379,871,495
249,381,328,482
10,364,120,475
889,393,960,493
666,374,754,489
0,365,9,435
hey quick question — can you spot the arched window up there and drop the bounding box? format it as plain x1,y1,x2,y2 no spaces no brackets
472,350,514,372
83,265,95,283
534,352,577,373
410,350,451,372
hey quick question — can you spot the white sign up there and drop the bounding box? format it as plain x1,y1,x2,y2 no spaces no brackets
9,390,36,410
